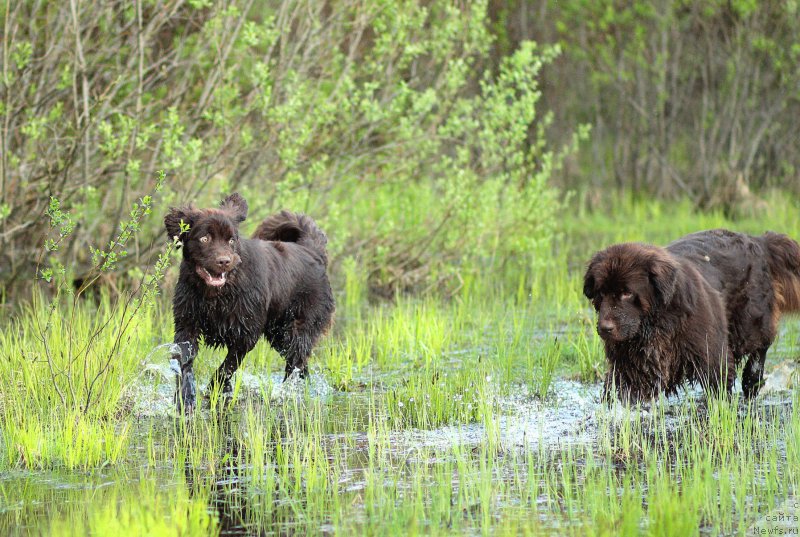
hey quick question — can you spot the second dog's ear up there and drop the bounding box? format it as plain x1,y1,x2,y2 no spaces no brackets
220,193,248,224
648,253,679,307
165,206,198,244
582,271,596,300
583,252,605,300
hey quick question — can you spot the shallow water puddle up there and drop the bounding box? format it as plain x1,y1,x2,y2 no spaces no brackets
2,340,798,535
386,379,603,454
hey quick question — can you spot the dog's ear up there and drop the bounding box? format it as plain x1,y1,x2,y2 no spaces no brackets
165,206,198,244
583,271,597,300
648,252,679,307
583,252,605,299
220,193,248,224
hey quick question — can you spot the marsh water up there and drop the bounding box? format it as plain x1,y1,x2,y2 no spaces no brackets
1,326,798,535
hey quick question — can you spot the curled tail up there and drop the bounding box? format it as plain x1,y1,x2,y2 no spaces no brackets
253,210,329,265
763,231,800,313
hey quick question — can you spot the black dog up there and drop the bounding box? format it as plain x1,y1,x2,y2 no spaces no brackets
164,193,334,412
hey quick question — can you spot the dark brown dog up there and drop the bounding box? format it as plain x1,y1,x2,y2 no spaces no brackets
583,242,730,402
584,229,800,403
667,229,800,397
165,193,334,412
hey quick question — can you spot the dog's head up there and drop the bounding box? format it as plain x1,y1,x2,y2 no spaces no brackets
583,243,679,343
164,193,249,288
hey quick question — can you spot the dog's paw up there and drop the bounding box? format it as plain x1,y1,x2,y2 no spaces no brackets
176,371,197,414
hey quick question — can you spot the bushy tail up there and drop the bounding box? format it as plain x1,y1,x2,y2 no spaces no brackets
763,231,800,313
253,210,329,265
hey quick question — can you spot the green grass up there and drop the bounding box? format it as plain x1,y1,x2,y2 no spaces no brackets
0,194,799,535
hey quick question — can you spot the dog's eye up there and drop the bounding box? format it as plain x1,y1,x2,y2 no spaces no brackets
199,235,210,244
621,291,633,300
229,238,235,246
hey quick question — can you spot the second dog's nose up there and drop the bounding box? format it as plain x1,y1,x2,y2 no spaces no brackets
217,256,232,269
598,320,615,337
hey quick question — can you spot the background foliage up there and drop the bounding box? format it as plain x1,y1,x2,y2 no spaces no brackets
493,0,800,202
1,0,797,298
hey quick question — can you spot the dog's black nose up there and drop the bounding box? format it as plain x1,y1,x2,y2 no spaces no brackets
598,320,615,337
217,256,232,269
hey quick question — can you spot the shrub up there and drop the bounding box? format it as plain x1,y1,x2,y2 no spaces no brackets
1,0,584,298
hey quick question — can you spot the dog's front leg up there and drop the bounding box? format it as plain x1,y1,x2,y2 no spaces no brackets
601,368,621,404
172,333,199,413
742,348,768,398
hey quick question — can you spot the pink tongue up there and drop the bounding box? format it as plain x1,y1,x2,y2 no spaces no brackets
197,266,226,287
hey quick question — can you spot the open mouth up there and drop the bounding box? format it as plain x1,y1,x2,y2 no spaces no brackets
196,266,227,287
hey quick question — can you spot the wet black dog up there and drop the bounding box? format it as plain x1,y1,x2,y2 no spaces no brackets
584,229,800,403
164,193,334,412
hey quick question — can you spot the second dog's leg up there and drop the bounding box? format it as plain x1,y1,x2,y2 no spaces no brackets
742,348,768,398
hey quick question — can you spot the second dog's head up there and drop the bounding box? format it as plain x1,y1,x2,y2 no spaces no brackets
582,243,679,342
165,193,248,288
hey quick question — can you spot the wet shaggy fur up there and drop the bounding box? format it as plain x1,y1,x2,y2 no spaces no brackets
667,229,800,397
583,229,800,403
165,193,334,412
583,242,730,402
